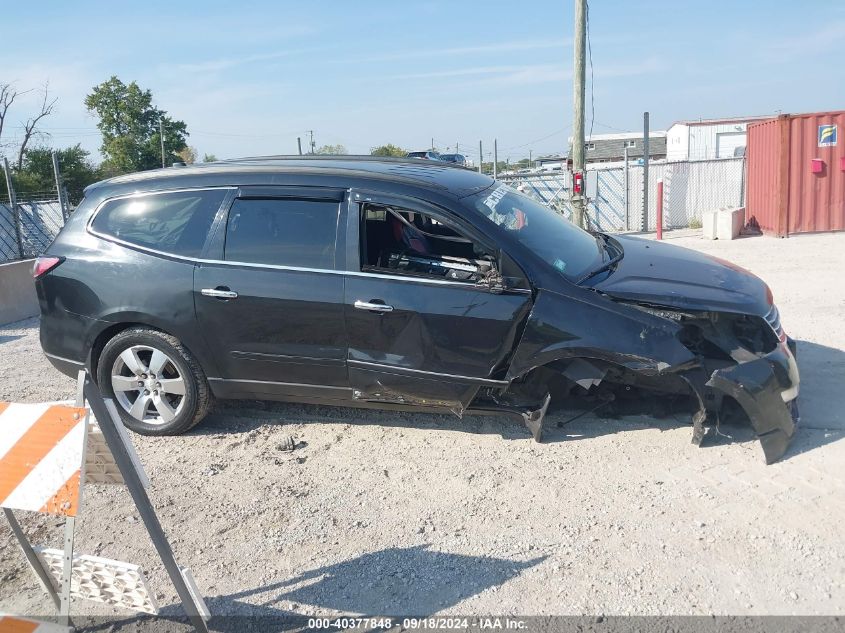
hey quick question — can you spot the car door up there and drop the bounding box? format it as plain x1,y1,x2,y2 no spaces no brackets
194,186,348,399
343,189,533,413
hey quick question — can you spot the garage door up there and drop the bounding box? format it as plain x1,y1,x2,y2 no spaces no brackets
716,132,746,158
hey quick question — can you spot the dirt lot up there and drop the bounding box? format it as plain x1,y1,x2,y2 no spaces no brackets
1,231,844,628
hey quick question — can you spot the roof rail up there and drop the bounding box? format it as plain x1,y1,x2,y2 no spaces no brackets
215,154,466,167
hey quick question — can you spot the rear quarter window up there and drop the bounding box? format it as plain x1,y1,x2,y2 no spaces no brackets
91,189,227,257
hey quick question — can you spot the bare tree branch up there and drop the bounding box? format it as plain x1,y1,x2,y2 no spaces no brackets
17,83,57,169
0,82,19,152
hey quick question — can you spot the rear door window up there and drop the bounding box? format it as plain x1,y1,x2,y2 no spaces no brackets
92,189,227,257
223,198,339,268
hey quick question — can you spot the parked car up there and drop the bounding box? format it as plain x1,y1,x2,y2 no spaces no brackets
406,151,442,160
440,153,467,166
35,156,799,463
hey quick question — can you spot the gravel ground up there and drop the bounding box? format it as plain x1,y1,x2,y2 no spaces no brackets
1,231,844,629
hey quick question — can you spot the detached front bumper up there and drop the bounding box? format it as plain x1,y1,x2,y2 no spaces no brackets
706,339,800,464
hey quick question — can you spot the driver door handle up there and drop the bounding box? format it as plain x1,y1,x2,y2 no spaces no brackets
354,300,393,313
202,288,238,299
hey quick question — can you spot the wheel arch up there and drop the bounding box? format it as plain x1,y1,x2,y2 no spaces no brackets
87,316,218,382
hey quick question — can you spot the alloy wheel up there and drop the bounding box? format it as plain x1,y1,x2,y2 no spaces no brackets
110,344,187,424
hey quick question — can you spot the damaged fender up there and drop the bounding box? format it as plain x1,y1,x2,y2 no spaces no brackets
505,289,697,380
706,342,800,464
501,288,698,439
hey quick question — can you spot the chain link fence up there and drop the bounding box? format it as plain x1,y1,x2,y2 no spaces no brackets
2,154,70,263
0,201,66,262
630,157,746,231
500,157,746,233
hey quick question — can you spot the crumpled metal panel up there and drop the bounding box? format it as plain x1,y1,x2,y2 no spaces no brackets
706,343,798,464
506,289,695,381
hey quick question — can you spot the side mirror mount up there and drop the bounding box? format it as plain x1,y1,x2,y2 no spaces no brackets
477,265,506,294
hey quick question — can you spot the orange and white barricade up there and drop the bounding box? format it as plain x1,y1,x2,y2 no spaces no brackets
0,614,72,632
1,372,208,632
0,402,87,516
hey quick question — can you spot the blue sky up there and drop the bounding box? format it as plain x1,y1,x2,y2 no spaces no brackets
2,0,844,163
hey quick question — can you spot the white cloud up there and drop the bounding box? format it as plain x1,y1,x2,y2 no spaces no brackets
335,39,569,64
390,56,667,88
169,48,321,73
762,20,845,60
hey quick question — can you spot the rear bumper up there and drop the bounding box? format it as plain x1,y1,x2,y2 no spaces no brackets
43,351,85,378
707,339,800,464
37,302,95,377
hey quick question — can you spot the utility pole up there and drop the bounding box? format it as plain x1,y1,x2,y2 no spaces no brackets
297,137,303,155
159,117,166,168
456,141,459,154
478,140,483,174
493,139,498,179
529,149,533,170
642,111,650,232
306,130,315,154
431,137,435,151
570,0,587,228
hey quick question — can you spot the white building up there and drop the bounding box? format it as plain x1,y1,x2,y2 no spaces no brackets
666,116,772,161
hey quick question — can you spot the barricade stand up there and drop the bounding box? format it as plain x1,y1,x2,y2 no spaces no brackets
1,371,210,633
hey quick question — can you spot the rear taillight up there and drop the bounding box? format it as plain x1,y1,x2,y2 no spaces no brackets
32,256,64,279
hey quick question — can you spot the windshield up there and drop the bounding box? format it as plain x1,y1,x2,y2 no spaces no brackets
468,184,602,282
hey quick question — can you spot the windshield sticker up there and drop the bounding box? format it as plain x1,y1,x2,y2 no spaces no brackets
481,185,508,213
479,185,528,231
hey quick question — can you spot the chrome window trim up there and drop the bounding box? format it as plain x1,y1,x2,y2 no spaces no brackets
85,186,531,292
348,359,509,386
207,377,345,389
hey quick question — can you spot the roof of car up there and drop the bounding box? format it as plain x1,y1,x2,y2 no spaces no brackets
89,155,493,199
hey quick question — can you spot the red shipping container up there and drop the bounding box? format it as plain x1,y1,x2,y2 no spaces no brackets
746,110,845,236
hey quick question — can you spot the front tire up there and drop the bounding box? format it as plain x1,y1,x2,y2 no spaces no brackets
96,328,212,435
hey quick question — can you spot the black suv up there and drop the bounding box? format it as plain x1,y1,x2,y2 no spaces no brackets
35,157,799,462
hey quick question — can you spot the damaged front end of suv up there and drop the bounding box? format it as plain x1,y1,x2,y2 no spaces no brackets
487,289,799,464
463,185,800,463
625,301,799,463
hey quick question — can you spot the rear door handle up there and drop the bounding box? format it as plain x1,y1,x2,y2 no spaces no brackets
354,299,393,313
201,288,238,299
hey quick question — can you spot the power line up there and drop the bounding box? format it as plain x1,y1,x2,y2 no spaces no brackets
502,126,571,152
592,121,633,133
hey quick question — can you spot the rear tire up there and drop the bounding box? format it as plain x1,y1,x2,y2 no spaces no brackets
96,327,212,435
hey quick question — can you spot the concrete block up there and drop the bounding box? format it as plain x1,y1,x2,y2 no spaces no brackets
702,210,718,239
702,207,745,240
715,207,745,240
0,259,38,325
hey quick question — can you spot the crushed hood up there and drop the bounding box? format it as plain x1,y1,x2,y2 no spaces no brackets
590,235,771,316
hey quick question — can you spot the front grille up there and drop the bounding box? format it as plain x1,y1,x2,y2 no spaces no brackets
765,304,784,339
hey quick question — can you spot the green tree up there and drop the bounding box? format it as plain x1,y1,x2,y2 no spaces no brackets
14,144,100,204
84,76,188,174
313,144,347,155
370,143,407,157
202,153,218,163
